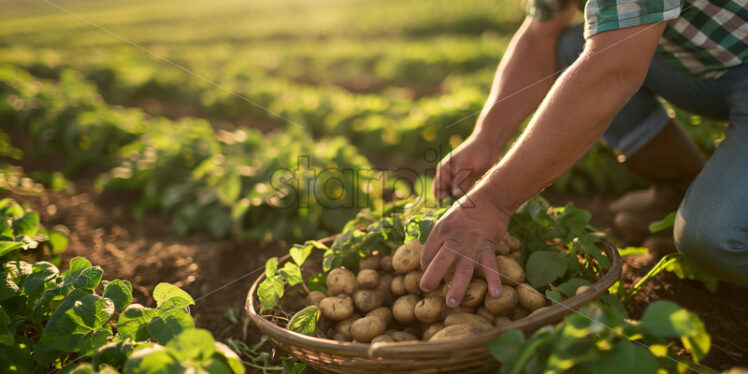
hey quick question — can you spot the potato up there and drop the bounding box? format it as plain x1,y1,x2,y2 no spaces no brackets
333,332,347,342
510,251,521,260
516,283,545,311
476,307,495,322
371,335,394,344
428,324,481,342
404,270,423,295
512,307,529,321
422,322,445,341
306,291,326,306
351,316,386,343
380,256,394,272
388,331,418,342
444,305,475,316
319,296,355,321
444,312,492,329
529,306,550,317
504,233,521,252
392,295,419,323
353,289,385,312
461,279,487,308
335,314,361,340
392,239,422,273
494,316,513,328
575,285,590,296
327,268,357,295
426,286,444,298
366,306,393,327
414,296,446,323
377,274,395,304
484,285,517,315
495,240,511,255
390,275,407,296
357,269,379,289
359,255,381,270
496,256,524,286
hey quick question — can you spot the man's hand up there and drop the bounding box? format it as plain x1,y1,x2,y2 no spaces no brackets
419,185,509,308
434,135,499,200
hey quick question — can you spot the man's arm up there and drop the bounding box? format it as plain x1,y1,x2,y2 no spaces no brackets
421,23,668,306
479,22,668,215
434,8,576,199
474,7,577,145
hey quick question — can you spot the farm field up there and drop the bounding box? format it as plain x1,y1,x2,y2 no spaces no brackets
0,0,745,373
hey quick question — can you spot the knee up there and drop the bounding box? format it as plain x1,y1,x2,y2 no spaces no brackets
674,206,748,283
555,24,584,68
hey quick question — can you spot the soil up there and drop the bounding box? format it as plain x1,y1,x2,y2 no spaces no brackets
3,181,746,372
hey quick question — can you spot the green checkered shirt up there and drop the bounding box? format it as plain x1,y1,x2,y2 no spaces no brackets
529,0,748,78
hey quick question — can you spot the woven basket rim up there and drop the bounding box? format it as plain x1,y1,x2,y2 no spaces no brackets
246,236,622,358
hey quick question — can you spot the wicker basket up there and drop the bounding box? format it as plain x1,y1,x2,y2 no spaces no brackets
246,238,622,374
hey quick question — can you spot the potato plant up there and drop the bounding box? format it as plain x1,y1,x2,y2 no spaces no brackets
258,197,615,344
0,199,244,373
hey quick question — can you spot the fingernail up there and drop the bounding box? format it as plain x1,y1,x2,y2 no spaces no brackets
491,287,502,298
447,297,458,308
452,188,464,197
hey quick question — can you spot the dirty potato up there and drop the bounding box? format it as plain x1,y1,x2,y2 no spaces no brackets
366,306,393,327
461,279,487,308
390,275,407,296
327,268,357,295
443,312,492,329
319,296,355,321
306,290,326,306
392,294,419,323
353,289,385,312
516,283,545,311
414,296,445,323
422,322,445,341
404,270,424,296
357,269,380,289
483,285,517,315
428,324,480,342
392,239,422,273
351,316,386,343
496,256,524,286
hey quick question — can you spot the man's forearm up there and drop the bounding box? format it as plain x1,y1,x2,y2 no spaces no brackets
475,12,574,147
475,24,665,215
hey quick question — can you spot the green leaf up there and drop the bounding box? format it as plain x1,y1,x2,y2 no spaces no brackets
545,286,562,304
280,262,303,286
584,339,659,374
556,204,590,235
649,212,676,233
213,342,246,374
0,241,24,257
287,306,320,336
12,212,39,237
663,255,717,292
556,278,591,297
40,289,115,352
21,261,59,296
72,266,103,290
681,314,710,362
0,271,19,301
93,340,136,371
117,304,158,341
123,345,181,373
104,279,134,310
148,308,196,345
152,283,194,308
0,307,14,345
48,230,69,253
599,294,627,317
265,257,279,277
488,329,525,364
166,329,215,361
618,247,648,257
66,257,92,276
258,276,284,311
639,301,696,339
306,272,326,292
525,251,568,288
289,244,312,266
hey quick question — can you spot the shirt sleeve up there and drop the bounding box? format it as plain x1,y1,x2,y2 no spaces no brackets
584,0,682,38
528,0,574,21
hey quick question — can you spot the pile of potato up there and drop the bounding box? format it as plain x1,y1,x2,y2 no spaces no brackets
304,235,572,344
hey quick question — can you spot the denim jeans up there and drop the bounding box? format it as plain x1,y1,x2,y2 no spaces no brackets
557,24,748,284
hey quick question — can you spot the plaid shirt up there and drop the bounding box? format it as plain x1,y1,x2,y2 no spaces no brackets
529,0,748,78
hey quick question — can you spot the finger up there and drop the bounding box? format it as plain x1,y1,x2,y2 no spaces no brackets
420,225,446,270
478,245,503,298
419,242,458,293
434,158,453,200
450,167,473,198
445,255,475,308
